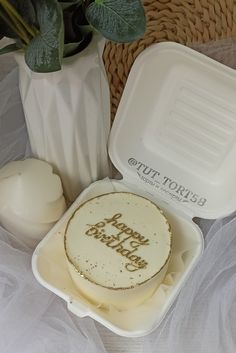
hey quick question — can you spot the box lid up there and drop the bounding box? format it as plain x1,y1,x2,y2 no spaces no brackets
109,42,236,219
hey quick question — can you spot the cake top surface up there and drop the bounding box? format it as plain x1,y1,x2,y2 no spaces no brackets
65,192,171,289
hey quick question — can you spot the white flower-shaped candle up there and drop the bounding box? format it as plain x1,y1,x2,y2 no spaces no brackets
0,158,66,246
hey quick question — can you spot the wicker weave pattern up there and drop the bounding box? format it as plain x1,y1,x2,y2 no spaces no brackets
103,0,236,120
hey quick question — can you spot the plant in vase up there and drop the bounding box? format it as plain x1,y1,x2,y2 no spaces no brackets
0,0,146,71
0,0,146,202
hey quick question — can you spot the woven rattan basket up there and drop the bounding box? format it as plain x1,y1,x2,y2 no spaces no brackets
103,0,236,121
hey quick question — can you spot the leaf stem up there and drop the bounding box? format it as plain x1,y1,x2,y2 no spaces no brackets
0,0,38,38
0,8,28,44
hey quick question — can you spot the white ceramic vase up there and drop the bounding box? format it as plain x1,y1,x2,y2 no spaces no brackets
16,35,111,202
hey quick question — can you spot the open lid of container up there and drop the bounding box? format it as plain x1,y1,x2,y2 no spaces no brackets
109,42,236,219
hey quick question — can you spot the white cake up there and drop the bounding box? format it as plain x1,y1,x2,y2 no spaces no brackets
64,192,172,310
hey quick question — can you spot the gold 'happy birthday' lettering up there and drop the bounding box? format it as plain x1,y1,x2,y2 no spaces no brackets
85,213,150,272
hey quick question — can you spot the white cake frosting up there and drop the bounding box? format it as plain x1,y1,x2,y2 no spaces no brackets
65,192,171,309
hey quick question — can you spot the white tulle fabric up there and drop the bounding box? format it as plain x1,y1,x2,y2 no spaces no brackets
0,39,236,353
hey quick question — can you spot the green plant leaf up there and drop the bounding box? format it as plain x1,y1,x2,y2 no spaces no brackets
0,0,37,46
11,0,36,26
59,0,82,10
64,41,79,56
0,0,36,37
0,6,18,38
0,42,19,54
63,31,92,57
25,0,64,72
85,0,146,42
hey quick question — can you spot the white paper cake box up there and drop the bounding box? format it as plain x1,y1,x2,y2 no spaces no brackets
32,42,236,337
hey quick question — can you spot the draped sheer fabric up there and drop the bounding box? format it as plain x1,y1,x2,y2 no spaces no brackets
0,40,236,353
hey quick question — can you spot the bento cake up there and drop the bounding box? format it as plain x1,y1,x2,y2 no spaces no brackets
64,192,172,309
